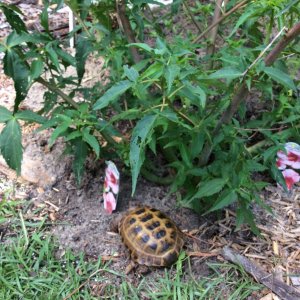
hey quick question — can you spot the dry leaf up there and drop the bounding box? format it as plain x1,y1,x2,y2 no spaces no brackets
273,240,279,256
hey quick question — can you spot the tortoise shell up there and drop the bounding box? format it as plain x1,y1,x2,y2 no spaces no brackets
118,206,184,267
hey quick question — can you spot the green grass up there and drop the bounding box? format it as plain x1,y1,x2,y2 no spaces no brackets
0,198,263,299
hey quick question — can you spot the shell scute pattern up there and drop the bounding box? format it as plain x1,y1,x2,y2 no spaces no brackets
119,206,184,267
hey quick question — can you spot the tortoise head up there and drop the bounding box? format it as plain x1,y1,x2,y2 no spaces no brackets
109,214,123,233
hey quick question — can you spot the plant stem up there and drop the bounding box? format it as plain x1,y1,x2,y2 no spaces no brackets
182,0,202,34
265,21,300,65
116,0,142,63
37,77,120,147
206,0,224,69
65,0,93,39
140,166,174,185
193,0,250,43
199,21,300,166
36,77,80,110
242,26,287,76
247,124,300,154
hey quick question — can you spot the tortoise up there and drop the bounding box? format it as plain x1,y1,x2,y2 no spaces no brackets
111,206,184,267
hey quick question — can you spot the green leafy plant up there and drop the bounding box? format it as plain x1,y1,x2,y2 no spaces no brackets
0,0,300,231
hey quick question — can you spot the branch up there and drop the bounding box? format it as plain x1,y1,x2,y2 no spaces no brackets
36,77,80,110
140,166,174,185
242,26,287,76
265,21,300,66
222,247,300,300
199,21,300,166
116,0,142,63
207,0,226,69
246,124,300,154
182,0,202,34
193,0,250,43
38,77,121,147
198,82,248,166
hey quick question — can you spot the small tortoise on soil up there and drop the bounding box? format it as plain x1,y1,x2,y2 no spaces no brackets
112,206,184,267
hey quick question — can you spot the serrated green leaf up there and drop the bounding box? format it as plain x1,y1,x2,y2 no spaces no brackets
208,67,242,80
155,37,168,55
56,47,76,67
82,128,100,158
243,207,260,235
110,108,141,123
49,122,71,147
0,106,13,122
6,31,27,47
165,64,180,93
30,59,43,82
208,190,237,213
40,4,49,32
0,3,23,15
148,133,157,155
246,160,267,172
186,168,206,176
164,140,180,149
57,114,73,123
179,82,206,108
190,131,205,159
24,32,52,43
264,66,296,91
93,80,133,110
190,178,227,201
1,6,27,34
15,110,47,124
128,43,153,53
229,7,257,38
3,49,29,111
65,130,82,141
45,44,61,71
276,0,300,17
141,61,163,79
123,65,139,82
236,206,245,229
179,143,192,168
36,117,58,132
130,114,158,195
72,138,88,185
0,118,22,174
190,85,206,108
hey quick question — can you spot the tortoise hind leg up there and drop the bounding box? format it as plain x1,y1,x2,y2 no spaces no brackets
125,261,151,275
125,261,137,274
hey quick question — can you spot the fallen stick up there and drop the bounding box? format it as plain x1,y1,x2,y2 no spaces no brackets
221,246,300,300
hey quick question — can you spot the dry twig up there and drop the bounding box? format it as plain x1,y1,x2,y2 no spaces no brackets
222,246,300,300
